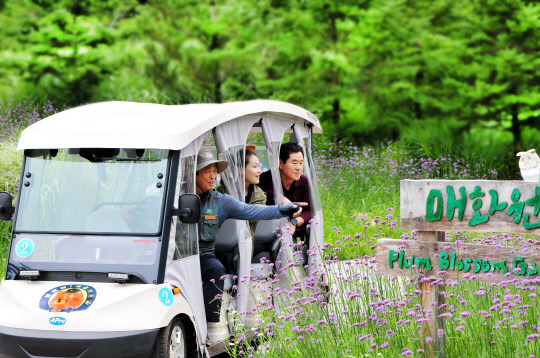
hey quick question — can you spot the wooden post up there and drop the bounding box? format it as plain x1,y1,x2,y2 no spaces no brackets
418,231,445,358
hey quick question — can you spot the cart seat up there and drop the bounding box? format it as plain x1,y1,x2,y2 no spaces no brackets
85,208,130,233
250,263,272,279
252,219,281,265
215,219,241,274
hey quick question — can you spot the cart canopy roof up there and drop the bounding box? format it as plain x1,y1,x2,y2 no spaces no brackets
17,100,321,150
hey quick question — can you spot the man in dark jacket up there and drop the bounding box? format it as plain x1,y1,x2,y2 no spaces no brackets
258,142,311,240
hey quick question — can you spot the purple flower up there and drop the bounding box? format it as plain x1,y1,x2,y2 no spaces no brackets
437,329,445,337
527,333,539,343
401,348,413,356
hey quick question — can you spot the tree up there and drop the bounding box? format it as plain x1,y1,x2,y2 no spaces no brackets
0,0,139,105
459,0,540,153
117,0,268,104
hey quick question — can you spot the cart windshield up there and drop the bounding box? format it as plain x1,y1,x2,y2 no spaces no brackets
15,148,169,235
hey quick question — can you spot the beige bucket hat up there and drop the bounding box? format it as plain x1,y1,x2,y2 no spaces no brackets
196,149,229,173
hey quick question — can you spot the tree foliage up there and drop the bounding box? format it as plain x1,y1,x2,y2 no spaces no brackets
0,0,539,154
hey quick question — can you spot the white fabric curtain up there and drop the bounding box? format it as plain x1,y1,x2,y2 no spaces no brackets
215,116,261,152
165,134,207,348
215,116,260,199
214,118,259,320
261,116,295,299
293,125,324,276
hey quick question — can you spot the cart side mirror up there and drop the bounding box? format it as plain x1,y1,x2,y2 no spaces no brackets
0,192,15,221
176,194,201,224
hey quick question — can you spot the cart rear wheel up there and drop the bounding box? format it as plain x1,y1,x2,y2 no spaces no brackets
154,317,188,358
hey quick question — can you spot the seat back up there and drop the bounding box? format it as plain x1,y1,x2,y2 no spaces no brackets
252,219,281,264
85,208,130,232
253,219,280,243
215,219,242,274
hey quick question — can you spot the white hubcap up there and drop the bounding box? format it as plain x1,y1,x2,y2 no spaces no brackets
169,325,185,358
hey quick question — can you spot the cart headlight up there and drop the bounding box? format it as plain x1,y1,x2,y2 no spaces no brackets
108,272,129,283
19,270,40,280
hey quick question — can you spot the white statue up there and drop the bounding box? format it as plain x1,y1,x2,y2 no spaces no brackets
517,149,540,182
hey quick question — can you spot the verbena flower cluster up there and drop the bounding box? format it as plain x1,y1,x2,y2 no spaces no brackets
224,143,538,357
314,142,499,193
228,222,540,357
0,101,57,142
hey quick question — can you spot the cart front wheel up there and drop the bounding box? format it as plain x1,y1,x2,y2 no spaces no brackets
154,317,188,358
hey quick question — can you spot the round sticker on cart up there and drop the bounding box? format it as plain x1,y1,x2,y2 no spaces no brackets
39,284,97,312
159,287,173,307
16,239,34,258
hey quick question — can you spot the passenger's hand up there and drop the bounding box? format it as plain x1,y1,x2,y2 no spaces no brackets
287,221,297,234
278,202,308,219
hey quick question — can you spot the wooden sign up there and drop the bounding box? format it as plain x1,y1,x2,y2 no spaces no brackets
401,180,540,233
377,238,540,283
375,179,540,358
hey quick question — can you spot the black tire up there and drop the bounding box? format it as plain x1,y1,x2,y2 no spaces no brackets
154,317,188,358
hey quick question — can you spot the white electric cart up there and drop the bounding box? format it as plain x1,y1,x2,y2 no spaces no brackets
0,100,324,358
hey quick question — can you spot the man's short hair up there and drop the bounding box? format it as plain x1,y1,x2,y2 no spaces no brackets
279,142,304,163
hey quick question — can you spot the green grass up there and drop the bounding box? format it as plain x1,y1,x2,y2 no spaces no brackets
0,222,10,269
0,140,23,195
0,140,21,269
316,141,502,260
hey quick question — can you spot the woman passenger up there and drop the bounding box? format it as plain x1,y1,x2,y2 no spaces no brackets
218,149,266,237
243,150,266,235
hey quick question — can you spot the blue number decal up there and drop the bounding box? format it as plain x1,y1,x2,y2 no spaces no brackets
159,287,173,307
16,239,34,258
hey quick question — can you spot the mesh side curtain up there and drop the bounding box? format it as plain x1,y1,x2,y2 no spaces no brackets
214,116,260,318
261,116,296,292
293,124,324,276
165,135,207,348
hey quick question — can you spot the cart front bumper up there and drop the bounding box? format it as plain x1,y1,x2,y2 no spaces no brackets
0,325,158,358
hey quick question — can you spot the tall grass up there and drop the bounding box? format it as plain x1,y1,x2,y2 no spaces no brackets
0,101,57,269
315,141,501,259
0,141,23,196
229,230,540,357
0,140,23,269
